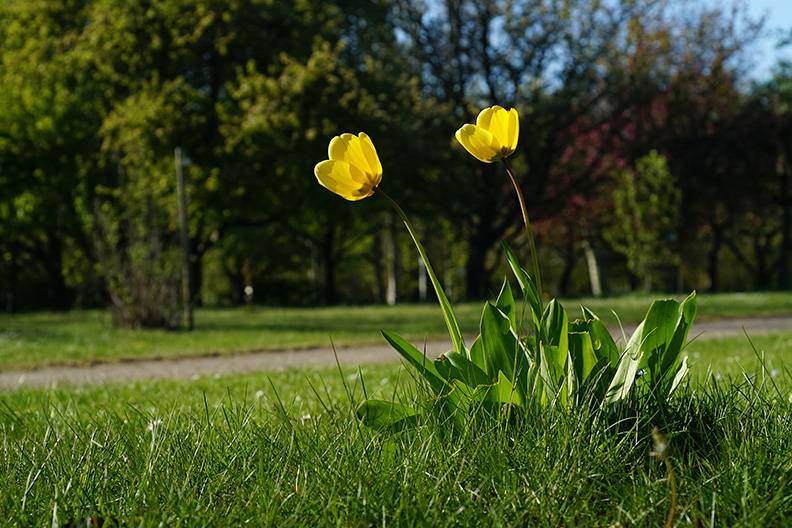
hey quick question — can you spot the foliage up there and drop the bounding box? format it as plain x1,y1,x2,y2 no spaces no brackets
0,0,782,312
605,150,682,290
357,245,697,430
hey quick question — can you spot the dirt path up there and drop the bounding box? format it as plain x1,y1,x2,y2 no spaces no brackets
1,316,790,390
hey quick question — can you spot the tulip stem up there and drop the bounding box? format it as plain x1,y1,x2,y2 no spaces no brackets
502,158,543,303
376,188,465,353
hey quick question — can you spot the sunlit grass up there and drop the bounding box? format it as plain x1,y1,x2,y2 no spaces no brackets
0,291,789,370
1,351,790,526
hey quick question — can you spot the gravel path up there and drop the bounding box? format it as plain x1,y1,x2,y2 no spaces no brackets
1,316,790,390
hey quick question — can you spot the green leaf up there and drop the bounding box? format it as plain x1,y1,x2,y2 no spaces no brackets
502,242,542,330
381,330,447,394
605,321,644,404
669,355,689,395
640,292,697,392
660,292,697,376
476,371,524,407
383,192,465,354
480,302,524,385
434,351,491,388
356,399,419,431
565,351,577,407
580,306,620,368
605,291,697,404
541,299,569,383
568,331,598,386
495,278,517,331
468,335,487,374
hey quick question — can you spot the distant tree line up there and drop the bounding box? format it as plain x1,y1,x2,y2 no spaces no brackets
0,0,789,324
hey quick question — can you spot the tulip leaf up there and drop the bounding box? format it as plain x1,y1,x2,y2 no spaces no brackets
502,242,542,331
434,351,491,388
568,331,598,387
495,278,517,331
480,302,525,391
476,371,523,407
356,399,419,431
605,320,644,404
382,192,465,354
669,355,690,395
541,299,569,380
468,335,487,373
579,306,620,368
381,330,447,394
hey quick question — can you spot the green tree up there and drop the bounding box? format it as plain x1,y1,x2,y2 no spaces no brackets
606,151,681,291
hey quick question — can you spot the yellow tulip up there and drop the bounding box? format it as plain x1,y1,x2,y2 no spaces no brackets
454,105,519,163
314,132,383,201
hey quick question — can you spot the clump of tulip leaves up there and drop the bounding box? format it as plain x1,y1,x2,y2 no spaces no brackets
357,244,697,431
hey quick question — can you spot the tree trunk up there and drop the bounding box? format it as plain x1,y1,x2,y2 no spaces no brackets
779,149,791,289
45,235,70,309
707,227,723,292
223,259,244,305
3,243,17,312
322,228,337,305
189,253,203,308
417,254,427,301
754,236,772,290
557,230,577,297
465,234,489,299
385,212,399,305
582,239,604,297
371,229,386,302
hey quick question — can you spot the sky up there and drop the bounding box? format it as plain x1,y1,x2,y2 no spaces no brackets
746,0,792,77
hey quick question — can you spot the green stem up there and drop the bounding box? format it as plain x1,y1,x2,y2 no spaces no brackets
502,158,544,306
376,188,465,353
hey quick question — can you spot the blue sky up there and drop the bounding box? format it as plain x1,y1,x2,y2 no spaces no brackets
747,0,792,77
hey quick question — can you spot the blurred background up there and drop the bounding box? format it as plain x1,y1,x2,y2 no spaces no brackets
1,0,791,328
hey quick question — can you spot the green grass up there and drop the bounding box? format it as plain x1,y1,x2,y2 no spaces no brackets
2,344,791,526
0,291,790,370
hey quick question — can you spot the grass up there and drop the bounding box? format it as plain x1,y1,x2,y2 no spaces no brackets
0,291,790,370
2,347,791,526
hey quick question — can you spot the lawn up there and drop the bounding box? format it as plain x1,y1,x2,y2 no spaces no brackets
2,338,791,526
1,291,790,370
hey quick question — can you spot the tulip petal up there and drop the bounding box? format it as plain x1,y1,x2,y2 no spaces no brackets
329,133,376,177
455,124,501,163
476,105,510,149
357,132,383,186
507,107,519,153
314,160,374,201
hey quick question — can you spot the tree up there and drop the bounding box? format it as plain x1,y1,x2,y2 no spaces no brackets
605,151,681,291
392,0,760,297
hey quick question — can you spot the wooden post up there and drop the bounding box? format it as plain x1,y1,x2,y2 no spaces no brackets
175,147,193,330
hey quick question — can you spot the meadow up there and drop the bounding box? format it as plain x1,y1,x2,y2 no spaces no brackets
1,291,790,370
1,323,792,525
1,366,790,525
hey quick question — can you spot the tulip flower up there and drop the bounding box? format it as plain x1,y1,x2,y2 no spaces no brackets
314,132,465,352
456,105,543,303
454,106,519,163
314,132,382,201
